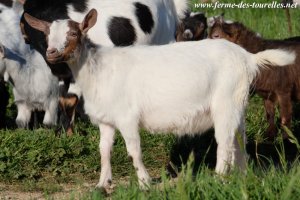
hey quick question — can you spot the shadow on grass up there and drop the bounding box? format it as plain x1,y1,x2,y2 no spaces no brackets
167,129,300,177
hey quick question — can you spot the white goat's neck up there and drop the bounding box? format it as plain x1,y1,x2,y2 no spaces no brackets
3,49,27,80
67,36,99,90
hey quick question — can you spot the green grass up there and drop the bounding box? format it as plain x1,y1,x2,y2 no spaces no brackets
1,0,300,199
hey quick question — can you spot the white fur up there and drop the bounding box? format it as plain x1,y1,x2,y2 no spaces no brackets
47,17,296,187
0,4,59,128
255,49,296,67
190,12,204,17
48,21,70,51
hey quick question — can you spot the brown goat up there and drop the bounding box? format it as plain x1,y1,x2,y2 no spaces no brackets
209,16,300,139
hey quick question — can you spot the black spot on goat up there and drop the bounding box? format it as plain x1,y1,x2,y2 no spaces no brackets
108,17,137,46
134,2,154,34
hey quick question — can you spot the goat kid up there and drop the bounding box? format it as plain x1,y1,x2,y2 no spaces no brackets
176,12,208,42
0,43,59,128
209,15,300,139
25,9,295,188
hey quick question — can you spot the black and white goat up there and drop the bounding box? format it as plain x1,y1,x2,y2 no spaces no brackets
176,12,208,42
0,3,59,128
21,0,189,134
25,9,295,188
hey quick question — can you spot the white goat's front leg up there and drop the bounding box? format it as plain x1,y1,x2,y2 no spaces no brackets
43,98,58,126
120,124,151,188
96,123,115,189
16,102,31,128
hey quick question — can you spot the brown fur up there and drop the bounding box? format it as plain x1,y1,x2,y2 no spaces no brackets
61,21,82,61
59,94,79,136
209,18,300,139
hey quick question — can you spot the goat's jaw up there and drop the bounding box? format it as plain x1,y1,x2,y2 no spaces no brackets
46,54,65,64
46,48,77,64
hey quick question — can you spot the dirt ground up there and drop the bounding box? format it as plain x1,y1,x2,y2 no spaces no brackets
0,176,134,200
0,182,95,200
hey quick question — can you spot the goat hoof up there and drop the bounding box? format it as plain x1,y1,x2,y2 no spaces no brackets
95,183,115,196
66,127,74,136
16,120,27,129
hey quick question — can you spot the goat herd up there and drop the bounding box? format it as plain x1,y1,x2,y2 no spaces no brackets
0,0,299,190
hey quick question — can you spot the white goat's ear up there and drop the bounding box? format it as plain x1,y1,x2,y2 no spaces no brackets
80,9,97,34
24,13,51,35
0,44,5,59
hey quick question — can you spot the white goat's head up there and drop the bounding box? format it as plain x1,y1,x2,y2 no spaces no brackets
24,9,97,64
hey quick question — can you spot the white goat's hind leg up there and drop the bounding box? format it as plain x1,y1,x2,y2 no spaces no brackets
120,124,151,188
43,99,58,126
96,123,115,189
231,119,247,172
213,106,242,174
16,102,31,128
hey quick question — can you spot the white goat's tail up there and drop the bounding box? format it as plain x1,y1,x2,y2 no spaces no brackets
173,0,189,19
247,49,295,81
254,49,296,68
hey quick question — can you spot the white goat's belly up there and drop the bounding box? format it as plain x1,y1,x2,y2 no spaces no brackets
140,109,213,135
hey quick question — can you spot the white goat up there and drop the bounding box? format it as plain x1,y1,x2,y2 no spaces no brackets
24,9,295,188
0,3,59,128
0,44,59,128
